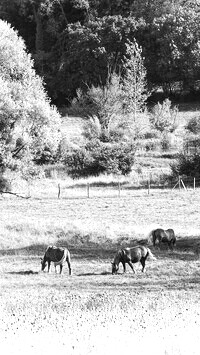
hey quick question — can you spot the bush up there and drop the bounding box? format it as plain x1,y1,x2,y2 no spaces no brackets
160,133,171,151
144,139,158,152
171,153,200,178
186,116,200,134
150,99,178,133
143,130,159,139
63,140,135,178
0,176,11,192
34,146,58,165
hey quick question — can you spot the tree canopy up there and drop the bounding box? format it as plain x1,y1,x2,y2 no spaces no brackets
0,19,61,178
0,0,200,104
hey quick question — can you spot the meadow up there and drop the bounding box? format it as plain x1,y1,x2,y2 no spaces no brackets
1,103,200,355
1,184,200,355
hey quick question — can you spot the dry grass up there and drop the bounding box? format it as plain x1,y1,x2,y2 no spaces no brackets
1,253,200,355
1,186,200,354
2,101,200,354
1,184,200,250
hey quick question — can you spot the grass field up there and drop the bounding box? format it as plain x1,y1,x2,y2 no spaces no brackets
1,186,200,355
1,104,200,354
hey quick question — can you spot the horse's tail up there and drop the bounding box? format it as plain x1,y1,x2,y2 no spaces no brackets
65,249,70,262
146,247,157,260
65,249,71,275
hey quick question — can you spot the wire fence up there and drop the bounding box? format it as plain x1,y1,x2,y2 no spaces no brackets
55,176,200,199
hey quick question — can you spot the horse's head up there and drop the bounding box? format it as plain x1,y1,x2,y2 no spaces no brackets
41,257,47,271
111,262,119,274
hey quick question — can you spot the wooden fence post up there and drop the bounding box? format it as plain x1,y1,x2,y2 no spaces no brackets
147,178,150,195
87,183,90,198
58,183,61,199
118,181,121,197
178,176,181,190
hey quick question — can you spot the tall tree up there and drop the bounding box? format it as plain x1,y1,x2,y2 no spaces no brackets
142,7,200,94
122,39,148,122
0,19,61,177
53,16,142,103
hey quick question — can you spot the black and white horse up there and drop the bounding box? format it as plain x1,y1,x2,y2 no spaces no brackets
41,246,71,275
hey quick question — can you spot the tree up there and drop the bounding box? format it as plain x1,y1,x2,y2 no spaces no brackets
0,20,61,178
122,39,149,123
142,7,200,94
63,38,150,178
53,16,142,103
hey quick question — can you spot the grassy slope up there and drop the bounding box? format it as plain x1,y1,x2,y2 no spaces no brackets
1,188,200,354
1,104,200,354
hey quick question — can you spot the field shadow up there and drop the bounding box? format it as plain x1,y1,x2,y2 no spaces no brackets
0,236,199,263
0,243,48,256
151,236,200,261
8,270,39,275
77,271,110,277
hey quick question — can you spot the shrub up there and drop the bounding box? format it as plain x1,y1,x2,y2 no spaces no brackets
143,130,159,139
186,116,200,134
0,176,11,192
63,140,135,178
150,99,179,133
34,146,58,165
144,139,158,151
171,153,200,178
160,133,171,151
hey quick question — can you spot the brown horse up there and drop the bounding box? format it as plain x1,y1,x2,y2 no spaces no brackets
150,228,176,250
41,246,71,275
111,245,156,275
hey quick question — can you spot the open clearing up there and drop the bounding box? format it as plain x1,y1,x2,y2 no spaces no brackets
1,187,200,355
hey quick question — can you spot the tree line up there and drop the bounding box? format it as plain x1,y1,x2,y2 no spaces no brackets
1,0,200,105
1,0,200,188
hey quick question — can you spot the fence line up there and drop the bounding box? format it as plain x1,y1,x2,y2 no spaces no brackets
56,176,200,199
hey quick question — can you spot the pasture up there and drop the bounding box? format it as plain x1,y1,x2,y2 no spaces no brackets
1,185,200,355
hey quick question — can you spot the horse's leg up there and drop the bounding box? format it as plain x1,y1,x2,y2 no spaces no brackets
59,264,63,274
140,258,146,272
47,261,51,273
121,261,126,273
66,260,71,275
127,261,135,273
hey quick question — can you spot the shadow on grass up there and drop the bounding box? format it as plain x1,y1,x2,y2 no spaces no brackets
8,270,39,275
77,271,110,277
0,243,116,260
152,237,200,261
0,236,199,262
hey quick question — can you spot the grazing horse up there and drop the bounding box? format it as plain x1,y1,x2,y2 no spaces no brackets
150,228,176,250
111,245,156,275
41,246,71,275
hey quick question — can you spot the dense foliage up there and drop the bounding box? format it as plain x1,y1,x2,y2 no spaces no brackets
172,115,200,178
0,20,61,179
1,1,200,104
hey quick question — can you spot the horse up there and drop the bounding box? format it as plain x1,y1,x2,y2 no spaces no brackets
41,246,71,275
111,245,156,275
150,228,176,250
